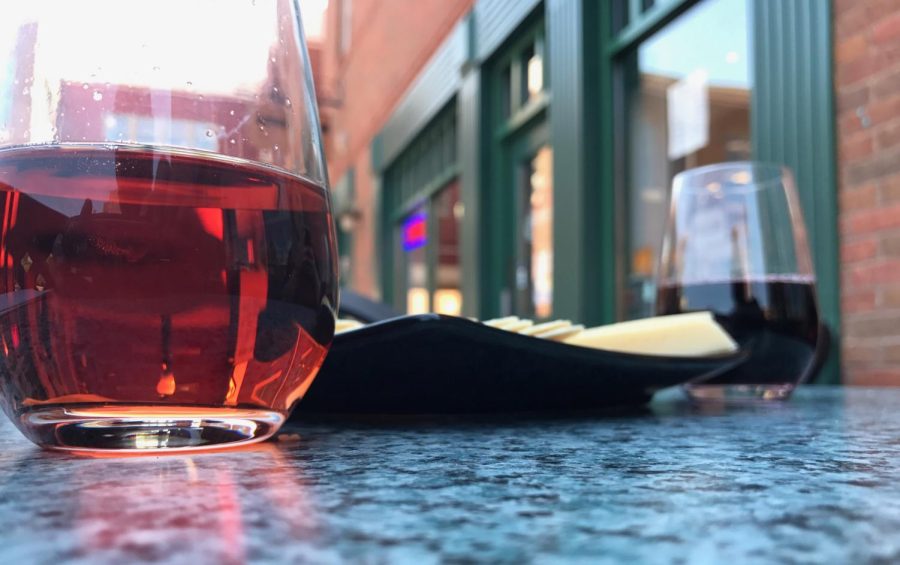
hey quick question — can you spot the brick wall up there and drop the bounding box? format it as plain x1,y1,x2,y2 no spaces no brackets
835,0,900,385
318,0,473,296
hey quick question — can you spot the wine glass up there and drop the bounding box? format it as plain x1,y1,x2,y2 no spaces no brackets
656,162,820,402
0,1,338,452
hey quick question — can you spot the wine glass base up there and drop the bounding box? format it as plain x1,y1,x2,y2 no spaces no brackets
682,383,796,403
17,405,285,454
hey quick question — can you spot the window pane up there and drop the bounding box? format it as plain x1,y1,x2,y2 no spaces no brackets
433,181,462,316
522,43,544,105
500,64,512,120
401,206,428,314
625,0,751,319
516,145,553,319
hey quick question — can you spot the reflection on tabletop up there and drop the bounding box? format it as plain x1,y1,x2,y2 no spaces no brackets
2,388,900,563
0,441,320,563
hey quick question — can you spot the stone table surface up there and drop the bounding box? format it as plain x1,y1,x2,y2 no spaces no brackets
1,387,900,564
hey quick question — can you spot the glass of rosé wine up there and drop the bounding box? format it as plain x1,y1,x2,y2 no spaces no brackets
656,163,820,402
0,0,338,452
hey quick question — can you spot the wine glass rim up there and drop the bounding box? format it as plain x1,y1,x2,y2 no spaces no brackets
673,161,790,193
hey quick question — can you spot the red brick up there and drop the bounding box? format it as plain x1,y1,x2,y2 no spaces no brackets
842,238,879,262
836,33,869,63
840,183,877,211
882,285,900,307
871,69,900,99
845,312,900,336
837,57,880,87
881,173,900,202
838,111,867,138
837,85,870,113
320,0,474,183
877,122,900,151
842,202,900,236
845,149,900,185
840,133,875,161
867,94,900,127
848,259,900,287
873,12,900,46
867,0,900,22
836,4,872,39
834,0,859,16
846,368,900,386
843,289,878,313
841,340,881,362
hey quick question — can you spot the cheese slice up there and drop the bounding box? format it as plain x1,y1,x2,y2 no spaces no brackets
504,319,535,333
335,319,364,334
520,320,572,336
483,316,522,329
540,324,585,342
563,311,737,356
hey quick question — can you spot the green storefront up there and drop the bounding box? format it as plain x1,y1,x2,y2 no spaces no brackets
365,0,838,381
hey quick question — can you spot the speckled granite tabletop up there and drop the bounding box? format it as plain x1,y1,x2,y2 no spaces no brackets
1,387,900,564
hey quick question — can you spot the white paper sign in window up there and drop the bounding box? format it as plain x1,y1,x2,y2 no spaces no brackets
666,69,709,160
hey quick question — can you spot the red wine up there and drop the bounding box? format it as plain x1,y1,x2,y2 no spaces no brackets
656,277,819,386
0,144,338,442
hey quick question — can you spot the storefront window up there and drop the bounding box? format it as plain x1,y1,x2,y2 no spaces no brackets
401,206,429,314
396,181,463,316
625,0,751,319
517,145,553,319
434,181,463,316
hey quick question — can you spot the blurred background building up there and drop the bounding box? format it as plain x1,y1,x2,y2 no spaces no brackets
308,0,895,385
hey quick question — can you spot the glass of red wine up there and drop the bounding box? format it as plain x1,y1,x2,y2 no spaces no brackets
656,162,819,402
0,1,338,452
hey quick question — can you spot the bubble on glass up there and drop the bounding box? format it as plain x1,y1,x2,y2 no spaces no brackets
82,83,89,90
186,81,193,88
270,56,276,63
273,144,279,151
92,91,103,102
21,87,29,95
152,66,161,72
205,129,214,137
272,86,279,94
229,110,235,116
229,139,236,145
284,98,292,108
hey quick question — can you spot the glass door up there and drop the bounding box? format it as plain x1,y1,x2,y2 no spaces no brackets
504,122,553,320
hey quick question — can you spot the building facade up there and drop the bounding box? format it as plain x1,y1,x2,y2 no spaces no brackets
319,0,899,385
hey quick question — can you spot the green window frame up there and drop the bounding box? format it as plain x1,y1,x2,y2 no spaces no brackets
332,168,356,286
593,0,839,382
380,102,459,311
482,13,551,318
